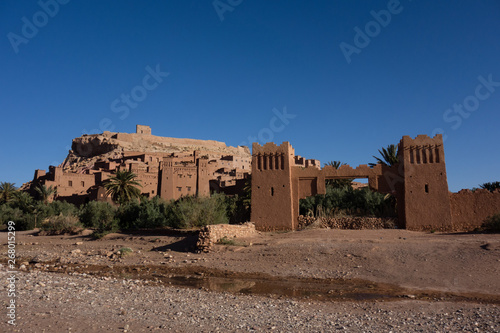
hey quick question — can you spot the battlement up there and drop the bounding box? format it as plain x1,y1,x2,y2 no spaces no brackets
399,134,443,144
252,142,294,155
399,134,444,165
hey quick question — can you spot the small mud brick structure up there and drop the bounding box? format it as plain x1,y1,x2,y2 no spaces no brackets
251,134,500,231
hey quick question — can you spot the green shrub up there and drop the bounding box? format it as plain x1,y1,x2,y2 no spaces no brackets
116,200,141,230
166,194,228,229
224,194,250,224
79,201,118,237
3,200,80,230
41,214,82,234
0,205,36,230
136,197,168,228
299,186,396,218
117,197,167,230
80,201,116,227
16,214,38,231
481,213,500,233
48,200,79,217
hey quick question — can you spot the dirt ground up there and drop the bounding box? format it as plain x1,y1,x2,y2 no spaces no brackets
8,228,500,295
1,227,499,331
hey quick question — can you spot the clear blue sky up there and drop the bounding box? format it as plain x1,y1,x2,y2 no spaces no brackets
1,0,499,192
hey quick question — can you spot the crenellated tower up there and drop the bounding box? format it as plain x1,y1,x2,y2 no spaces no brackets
398,134,452,230
251,142,296,230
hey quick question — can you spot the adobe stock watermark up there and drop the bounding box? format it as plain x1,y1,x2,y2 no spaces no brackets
7,0,71,54
66,64,169,159
432,74,499,141
213,0,243,22
6,221,17,326
238,106,296,147
81,64,169,135
339,0,410,64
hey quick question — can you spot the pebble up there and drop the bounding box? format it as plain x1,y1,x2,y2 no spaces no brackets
1,270,498,332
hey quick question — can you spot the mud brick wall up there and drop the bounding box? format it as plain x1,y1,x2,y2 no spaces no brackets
450,189,500,231
196,222,257,252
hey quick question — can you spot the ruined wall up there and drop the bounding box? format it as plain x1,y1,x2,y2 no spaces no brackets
450,189,500,231
196,222,257,253
136,125,151,135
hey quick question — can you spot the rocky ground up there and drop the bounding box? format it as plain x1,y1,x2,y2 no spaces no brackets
1,228,499,332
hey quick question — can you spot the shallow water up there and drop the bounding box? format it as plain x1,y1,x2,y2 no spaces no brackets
37,262,500,304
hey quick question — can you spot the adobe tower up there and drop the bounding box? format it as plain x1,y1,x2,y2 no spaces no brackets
251,142,297,230
397,134,452,230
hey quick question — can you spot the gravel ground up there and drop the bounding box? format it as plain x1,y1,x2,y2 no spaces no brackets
1,269,499,332
1,229,499,332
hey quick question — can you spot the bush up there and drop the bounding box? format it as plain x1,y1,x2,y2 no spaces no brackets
48,200,79,217
0,205,36,230
1,198,80,231
219,194,250,224
117,197,168,230
79,201,118,237
166,194,228,229
116,200,141,230
41,214,82,234
480,213,500,233
299,186,396,218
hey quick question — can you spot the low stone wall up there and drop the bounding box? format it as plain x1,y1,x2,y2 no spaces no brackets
196,222,257,253
450,189,500,231
298,215,397,230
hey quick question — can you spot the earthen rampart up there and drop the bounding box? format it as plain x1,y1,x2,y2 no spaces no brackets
450,189,500,231
251,135,495,232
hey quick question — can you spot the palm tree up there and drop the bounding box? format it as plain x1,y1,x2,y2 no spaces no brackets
12,191,40,227
104,170,142,204
0,182,17,203
325,161,353,189
242,175,251,211
12,191,34,211
326,161,345,169
35,184,56,204
369,144,399,167
480,181,500,192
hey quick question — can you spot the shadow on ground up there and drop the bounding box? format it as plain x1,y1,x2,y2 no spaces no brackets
151,234,199,253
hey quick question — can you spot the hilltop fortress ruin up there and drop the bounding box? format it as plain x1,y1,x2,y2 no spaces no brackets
28,125,251,203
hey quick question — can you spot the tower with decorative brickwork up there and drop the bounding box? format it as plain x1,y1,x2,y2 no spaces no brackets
397,134,452,230
251,142,297,230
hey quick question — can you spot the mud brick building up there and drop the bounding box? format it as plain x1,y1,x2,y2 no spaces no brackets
251,135,500,232
28,125,250,204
